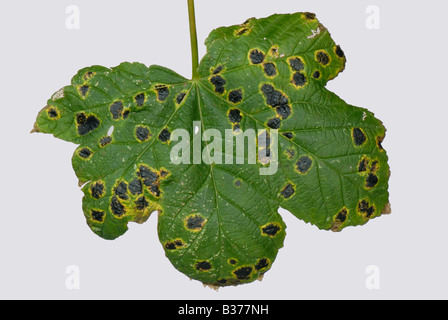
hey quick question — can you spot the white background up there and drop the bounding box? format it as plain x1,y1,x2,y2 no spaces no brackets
0,0,447,299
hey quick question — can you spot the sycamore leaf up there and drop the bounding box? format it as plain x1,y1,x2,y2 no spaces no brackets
33,12,390,287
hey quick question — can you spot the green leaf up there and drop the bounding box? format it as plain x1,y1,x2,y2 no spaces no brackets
33,12,390,287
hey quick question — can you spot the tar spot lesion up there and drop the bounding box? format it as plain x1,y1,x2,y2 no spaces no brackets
312,70,321,79
155,85,170,102
249,49,265,65
228,89,243,104
137,165,161,198
47,106,60,120
212,65,224,75
303,12,317,21
184,214,207,232
228,258,238,265
135,196,149,211
134,93,146,107
376,135,385,151
76,112,100,136
331,207,349,231
288,57,305,72
267,117,281,129
164,239,185,251
210,75,226,95
358,199,376,219
77,85,90,98
365,173,379,189
195,261,213,272
263,62,278,78
234,179,242,188
235,27,251,37
90,181,105,199
315,50,331,66
292,72,308,88
110,101,124,120
269,46,280,58
335,45,345,58
280,183,296,199
90,210,105,223
255,258,270,271
296,155,313,175
282,132,294,140
176,92,187,105
358,156,370,173
228,109,243,124
261,222,282,237
83,71,96,81
135,125,151,142
110,195,126,218
284,147,296,160
99,136,112,148
158,128,171,143
129,178,143,195
114,181,129,201
77,147,93,160
233,266,253,280
260,84,292,119
352,128,367,146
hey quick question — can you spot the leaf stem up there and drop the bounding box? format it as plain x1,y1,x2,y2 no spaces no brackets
188,0,200,80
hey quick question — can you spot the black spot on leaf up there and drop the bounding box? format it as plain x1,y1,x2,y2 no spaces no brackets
261,84,289,108
159,129,171,143
296,156,313,174
195,261,212,272
135,196,149,211
176,92,186,104
358,157,369,172
156,85,169,102
135,93,145,107
366,173,379,189
263,63,277,77
138,166,159,186
267,117,281,129
281,183,295,199
110,196,125,217
292,72,308,87
78,85,89,98
358,200,376,218
316,50,330,66
255,258,269,271
47,107,59,119
78,148,92,159
212,65,223,75
233,267,253,280
228,89,243,104
335,45,345,58
210,75,226,94
129,178,143,195
115,181,129,200
249,49,265,64
91,210,105,223
282,132,293,140
289,57,304,71
229,259,238,265
261,223,281,237
136,126,151,142
90,181,104,199
304,12,316,20
335,208,348,223
99,136,112,147
276,105,292,119
76,113,100,136
185,214,206,231
352,128,367,146
312,71,321,79
228,109,242,123
110,101,124,120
